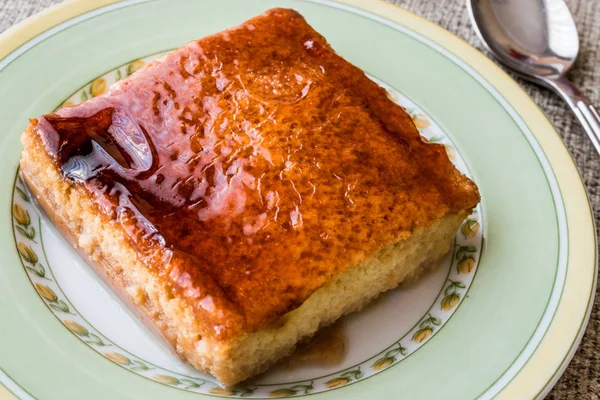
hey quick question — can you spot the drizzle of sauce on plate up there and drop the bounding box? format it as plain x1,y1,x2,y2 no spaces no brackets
283,321,347,369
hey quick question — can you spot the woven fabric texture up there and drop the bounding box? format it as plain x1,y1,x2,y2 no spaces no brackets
1,0,599,398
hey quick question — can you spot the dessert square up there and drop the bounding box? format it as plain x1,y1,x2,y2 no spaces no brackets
20,8,480,385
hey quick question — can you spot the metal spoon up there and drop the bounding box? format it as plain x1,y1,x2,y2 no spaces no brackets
468,0,600,154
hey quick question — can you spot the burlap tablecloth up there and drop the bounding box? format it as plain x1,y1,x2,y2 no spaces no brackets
1,0,598,398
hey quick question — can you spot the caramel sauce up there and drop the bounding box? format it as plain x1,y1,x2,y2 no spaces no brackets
32,8,480,340
283,321,347,369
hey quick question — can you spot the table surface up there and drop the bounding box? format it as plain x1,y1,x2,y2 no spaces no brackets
1,0,599,398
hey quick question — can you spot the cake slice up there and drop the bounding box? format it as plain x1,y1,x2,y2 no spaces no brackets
20,8,480,386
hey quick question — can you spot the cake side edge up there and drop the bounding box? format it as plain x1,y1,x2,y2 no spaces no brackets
19,126,231,379
219,209,470,385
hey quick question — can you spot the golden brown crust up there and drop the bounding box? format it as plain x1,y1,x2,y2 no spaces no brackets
24,6,479,349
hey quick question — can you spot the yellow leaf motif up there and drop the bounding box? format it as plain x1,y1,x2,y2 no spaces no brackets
461,219,480,237
12,204,30,225
209,387,235,396
64,320,88,336
441,294,460,311
35,283,57,302
386,90,400,103
413,327,433,343
152,375,180,385
17,242,37,264
90,78,107,97
445,145,456,161
105,352,130,365
458,257,476,274
61,100,75,108
128,59,146,75
372,357,394,371
325,377,350,388
269,388,295,398
412,114,429,130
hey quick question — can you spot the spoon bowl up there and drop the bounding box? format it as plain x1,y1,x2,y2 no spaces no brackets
468,0,600,152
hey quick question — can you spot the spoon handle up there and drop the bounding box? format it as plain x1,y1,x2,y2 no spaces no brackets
548,76,600,155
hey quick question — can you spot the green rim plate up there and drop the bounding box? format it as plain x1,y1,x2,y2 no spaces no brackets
0,1,595,399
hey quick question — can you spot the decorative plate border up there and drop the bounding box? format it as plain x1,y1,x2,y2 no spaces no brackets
10,54,483,398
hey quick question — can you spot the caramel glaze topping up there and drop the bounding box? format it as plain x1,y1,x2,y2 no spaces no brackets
33,8,480,341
